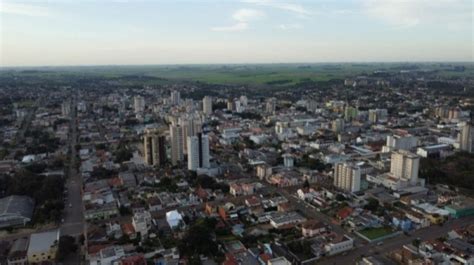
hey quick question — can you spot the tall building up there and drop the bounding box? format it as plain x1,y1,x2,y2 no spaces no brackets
61,101,71,117
134,96,145,114
169,124,184,166
333,162,361,192
203,96,213,115
227,99,234,112
170,90,181,105
344,105,358,122
240,95,248,107
332,118,345,133
187,133,210,171
390,150,420,185
459,122,474,153
266,98,276,114
368,108,387,124
179,117,202,154
144,128,166,166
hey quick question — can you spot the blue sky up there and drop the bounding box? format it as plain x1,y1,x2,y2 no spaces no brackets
0,0,472,66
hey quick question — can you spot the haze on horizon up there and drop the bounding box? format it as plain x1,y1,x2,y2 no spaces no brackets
0,0,473,67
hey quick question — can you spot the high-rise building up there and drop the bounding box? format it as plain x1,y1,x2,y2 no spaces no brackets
61,101,71,117
143,128,166,166
390,150,420,185
333,162,361,192
134,96,145,114
170,90,181,105
169,124,184,165
179,117,202,154
459,122,474,153
227,99,234,112
283,154,294,168
368,108,388,124
344,105,358,122
203,96,213,115
187,133,210,171
331,118,345,133
240,95,248,107
266,98,276,114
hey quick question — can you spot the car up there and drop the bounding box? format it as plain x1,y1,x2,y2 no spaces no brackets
376,241,383,246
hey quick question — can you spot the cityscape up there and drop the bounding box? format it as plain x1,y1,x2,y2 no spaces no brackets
1,1,473,265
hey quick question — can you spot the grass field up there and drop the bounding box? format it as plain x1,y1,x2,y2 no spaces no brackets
358,226,395,240
1,63,473,85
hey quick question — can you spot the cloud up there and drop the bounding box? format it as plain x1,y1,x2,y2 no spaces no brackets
278,23,302,30
232,8,265,22
243,0,312,16
0,2,50,17
212,8,264,32
211,22,249,32
362,0,472,28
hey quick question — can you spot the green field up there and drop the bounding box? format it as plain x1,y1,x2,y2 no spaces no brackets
358,226,395,240
1,62,473,86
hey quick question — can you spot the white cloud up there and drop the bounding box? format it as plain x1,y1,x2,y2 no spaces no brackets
243,0,312,16
362,0,472,28
211,22,248,32
232,8,265,22
278,23,302,30
0,2,50,17
212,8,264,32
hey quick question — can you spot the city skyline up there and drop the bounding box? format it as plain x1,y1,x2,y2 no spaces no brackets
1,0,473,66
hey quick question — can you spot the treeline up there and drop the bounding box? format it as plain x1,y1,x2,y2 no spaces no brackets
420,152,474,192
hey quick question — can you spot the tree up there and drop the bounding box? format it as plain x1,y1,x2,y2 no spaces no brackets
57,235,78,261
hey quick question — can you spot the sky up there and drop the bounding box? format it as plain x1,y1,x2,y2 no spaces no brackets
0,0,472,66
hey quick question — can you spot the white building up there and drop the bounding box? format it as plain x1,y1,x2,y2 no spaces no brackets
324,235,354,256
333,162,361,192
390,150,420,185
166,210,183,229
187,133,210,171
132,211,152,238
203,96,213,115
133,96,145,114
170,90,181,105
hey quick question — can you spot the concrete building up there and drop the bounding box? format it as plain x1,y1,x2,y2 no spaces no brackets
143,128,166,167
390,150,420,185
170,90,181,105
179,116,202,154
266,98,276,114
169,124,184,166
324,235,354,256
383,134,418,152
203,96,213,115
459,122,473,153
187,133,210,171
133,95,145,114
27,229,59,264
283,154,294,168
333,162,361,192
332,118,345,133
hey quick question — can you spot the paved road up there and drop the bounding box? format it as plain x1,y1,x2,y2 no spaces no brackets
317,216,474,265
60,95,84,265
